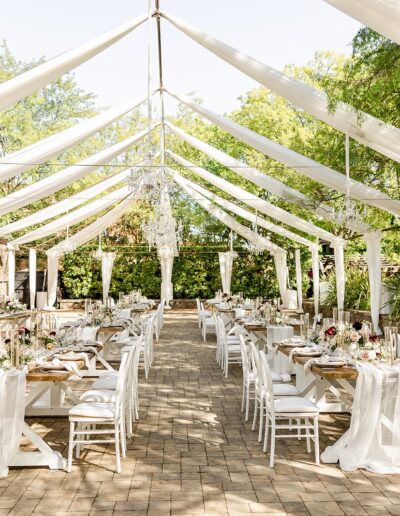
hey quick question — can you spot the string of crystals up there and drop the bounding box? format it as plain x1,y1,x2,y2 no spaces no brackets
334,132,366,228
247,211,267,255
58,210,76,253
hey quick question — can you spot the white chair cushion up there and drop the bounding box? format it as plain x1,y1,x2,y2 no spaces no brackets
226,345,241,351
80,389,116,403
273,384,301,396
69,402,115,418
274,396,319,414
92,378,117,390
98,371,118,379
271,371,283,382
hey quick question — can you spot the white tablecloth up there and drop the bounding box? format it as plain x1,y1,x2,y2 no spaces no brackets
266,325,294,375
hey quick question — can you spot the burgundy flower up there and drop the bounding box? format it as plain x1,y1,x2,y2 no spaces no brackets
325,326,337,337
370,335,379,343
4,338,10,344
18,327,25,335
49,331,56,336
352,321,362,331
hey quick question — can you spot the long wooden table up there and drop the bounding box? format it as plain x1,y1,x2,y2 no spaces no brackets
278,344,357,413
12,350,94,472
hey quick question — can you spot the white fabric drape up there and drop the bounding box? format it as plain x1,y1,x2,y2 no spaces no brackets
7,249,15,299
167,95,396,221
170,165,314,248
166,158,341,245
159,246,174,304
0,96,146,183
365,231,382,333
173,173,284,255
0,165,141,235
321,363,400,473
0,15,147,110
324,0,400,46
218,251,235,294
0,369,27,477
49,192,138,254
0,129,150,218
11,186,131,246
0,127,151,217
29,249,36,308
333,242,345,311
310,244,320,316
273,252,289,307
295,249,303,311
46,251,60,307
162,12,400,167
165,125,334,220
101,252,116,304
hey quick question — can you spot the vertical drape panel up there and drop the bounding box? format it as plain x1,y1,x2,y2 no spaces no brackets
218,251,235,294
273,251,288,307
29,249,36,309
310,245,320,316
333,243,345,311
46,252,60,307
7,249,15,299
365,231,382,333
0,369,26,477
102,252,116,304
295,249,303,311
159,246,174,304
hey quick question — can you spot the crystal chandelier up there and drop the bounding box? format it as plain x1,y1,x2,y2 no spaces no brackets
92,232,103,260
60,214,76,253
247,212,267,255
334,133,366,228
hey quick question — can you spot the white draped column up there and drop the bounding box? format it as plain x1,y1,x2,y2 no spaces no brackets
102,252,115,304
159,246,174,304
7,249,15,299
29,249,36,308
218,251,235,294
273,251,288,307
364,231,382,333
295,249,303,311
46,251,60,308
333,242,345,311
310,244,320,316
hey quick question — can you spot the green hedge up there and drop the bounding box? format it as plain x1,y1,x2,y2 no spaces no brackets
60,247,282,300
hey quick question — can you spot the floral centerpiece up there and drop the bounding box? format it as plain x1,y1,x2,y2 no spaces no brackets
0,327,34,370
0,298,27,314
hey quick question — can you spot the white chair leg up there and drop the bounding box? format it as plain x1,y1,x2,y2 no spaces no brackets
67,422,74,473
314,417,320,465
269,420,276,468
241,384,246,412
305,418,311,453
252,395,258,431
297,418,301,440
115,423,121,474
263,415,270,453
245,386,250,422
258,397,264,442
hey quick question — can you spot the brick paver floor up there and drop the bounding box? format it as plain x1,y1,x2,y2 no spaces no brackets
2,310,400,515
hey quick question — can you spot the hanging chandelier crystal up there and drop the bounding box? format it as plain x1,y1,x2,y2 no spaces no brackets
247,212,267,255
59,214,76,253
92,233,103,260
334,133,366,228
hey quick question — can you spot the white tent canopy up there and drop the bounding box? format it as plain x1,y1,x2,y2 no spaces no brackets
0,96,146,183
324,0,400,47
0,14,147,110
161,11,400,165
167,93,398,220
0,126,152,216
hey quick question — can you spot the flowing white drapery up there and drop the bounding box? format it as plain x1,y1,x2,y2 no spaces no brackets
167,95,396,221
11,186,131,246
0,127,151,217
365,231,383,333
46,251,60,308
333,243,345,311
218,251,235,294
102,252,116,304
29,249,36,308
159,246,174,304
173,173,284,255
49,193,137,255
321,363,400,473
295,249,303,311
0,165,141,236
165,120,335,217
169,162,314,248
7,249,15,299
310,245,320,316
0,96,146,183
0,369,27,478
324,0,400,46
166,156,341,245
274,252,289,308
0,15,147,111
161,12,400,167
